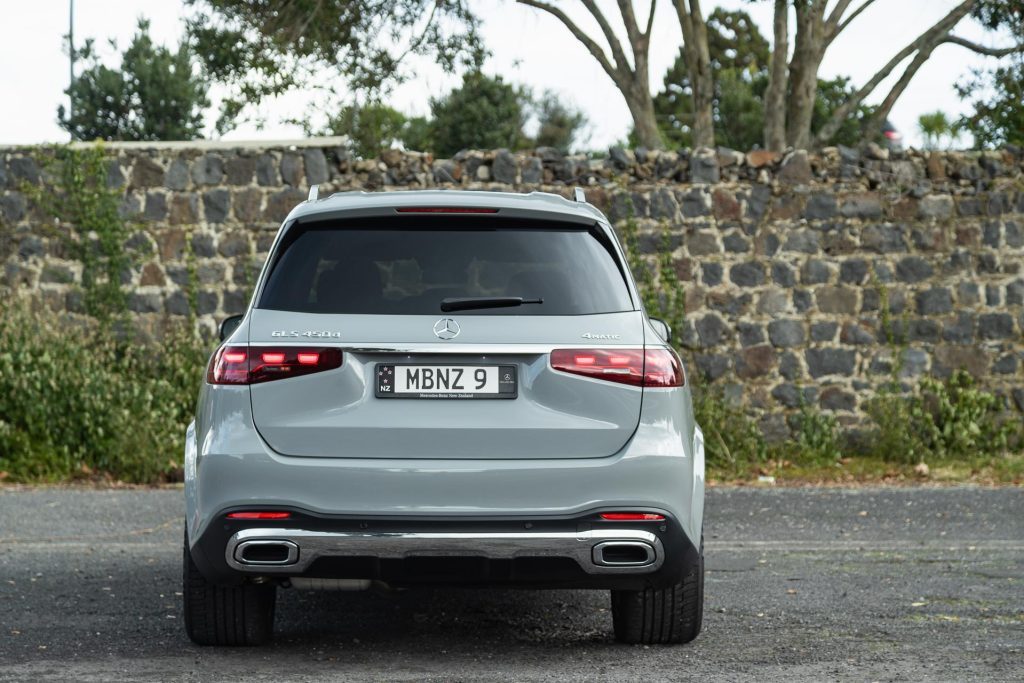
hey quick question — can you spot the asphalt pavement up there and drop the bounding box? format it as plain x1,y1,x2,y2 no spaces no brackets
0,486,1021,682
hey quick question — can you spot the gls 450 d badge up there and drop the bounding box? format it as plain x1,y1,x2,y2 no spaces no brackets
271,330,342,338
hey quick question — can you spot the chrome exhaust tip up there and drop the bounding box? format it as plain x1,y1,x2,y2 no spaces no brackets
592,541,656,567
234,540,299,566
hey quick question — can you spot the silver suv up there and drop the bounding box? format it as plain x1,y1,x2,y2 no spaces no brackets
183,188,705,645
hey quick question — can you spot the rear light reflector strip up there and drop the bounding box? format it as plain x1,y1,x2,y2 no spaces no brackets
227,511,292,520
600,513,666,521
208,346,343,385
550,348,684,387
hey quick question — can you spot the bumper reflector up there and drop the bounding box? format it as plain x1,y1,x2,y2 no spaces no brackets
599,512,666,521
226,512,292,520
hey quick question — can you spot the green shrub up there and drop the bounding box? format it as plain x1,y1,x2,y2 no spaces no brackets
865,370,1021,464
791,400,842,466
0,303,211,482
692,383,767,473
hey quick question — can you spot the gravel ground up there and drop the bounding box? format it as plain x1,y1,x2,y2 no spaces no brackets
0,486,1021,682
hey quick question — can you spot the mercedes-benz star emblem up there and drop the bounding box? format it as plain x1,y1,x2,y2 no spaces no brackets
433,318,460,340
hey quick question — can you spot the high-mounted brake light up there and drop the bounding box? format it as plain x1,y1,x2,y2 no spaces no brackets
208,346,343,385
395,207,499,213
550,348,684,387
599,512,666,521
226,511,292,520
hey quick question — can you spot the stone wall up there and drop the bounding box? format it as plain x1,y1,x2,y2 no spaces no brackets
2,138,1022,433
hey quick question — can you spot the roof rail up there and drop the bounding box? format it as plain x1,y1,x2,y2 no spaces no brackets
307,185,319,202
573,187,586,203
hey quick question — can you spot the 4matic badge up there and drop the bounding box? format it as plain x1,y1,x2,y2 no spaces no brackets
271,330,342,338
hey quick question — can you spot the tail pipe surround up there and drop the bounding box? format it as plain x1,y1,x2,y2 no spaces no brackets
225,528,664,575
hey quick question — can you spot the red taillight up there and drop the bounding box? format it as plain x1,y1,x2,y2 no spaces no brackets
395,207,499,213
226,511,291,520
600,512,666,521
550,348,684,387
207,346,343,385
642,348,685,388
884,130,901,140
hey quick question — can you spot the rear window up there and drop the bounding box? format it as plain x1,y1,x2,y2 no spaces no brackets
257,219,634,316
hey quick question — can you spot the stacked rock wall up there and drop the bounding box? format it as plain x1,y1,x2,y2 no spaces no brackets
2,139,1022,431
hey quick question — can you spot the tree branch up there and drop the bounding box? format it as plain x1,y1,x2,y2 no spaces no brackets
814,0,974,144
581,0,632,74
643,0,657,41
516,0,619,82
863,41,938,135
943,34,1024,57
828,0,877,46
824,0,857,33
618,0,642,48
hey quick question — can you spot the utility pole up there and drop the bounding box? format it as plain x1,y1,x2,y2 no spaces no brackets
68,0,75,124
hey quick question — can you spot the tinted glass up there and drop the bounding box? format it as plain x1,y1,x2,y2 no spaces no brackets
258,222,633,315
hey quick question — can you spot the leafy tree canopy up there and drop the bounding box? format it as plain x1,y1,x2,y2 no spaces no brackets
185,0,483,134
532,91,587,153
58,20,209,141
957,0,1024,148
316,103,411,158
428,72,530,156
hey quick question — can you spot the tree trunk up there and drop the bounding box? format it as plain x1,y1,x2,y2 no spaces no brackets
688,47,715,149
785,2,826,150
674,0,715,149
763,0,789,151
518,0,664,149
625,87,663,149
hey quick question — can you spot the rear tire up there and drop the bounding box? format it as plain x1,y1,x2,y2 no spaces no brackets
183,528,276,646
610,543,703,644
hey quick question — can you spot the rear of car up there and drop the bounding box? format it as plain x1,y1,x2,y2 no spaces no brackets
183,190,705,646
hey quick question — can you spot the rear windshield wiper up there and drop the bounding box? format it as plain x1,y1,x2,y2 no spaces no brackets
440,297,544,313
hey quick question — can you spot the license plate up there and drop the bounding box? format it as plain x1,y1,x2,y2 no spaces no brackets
375,364,517,399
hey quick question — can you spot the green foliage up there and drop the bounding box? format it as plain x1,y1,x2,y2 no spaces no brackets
957,0,1024,149
810,76,876,147
186,0,483,134
865,371,1021,464
533,91,587,153
957,59,1024,149
616,193,658,314
429,71,530,156
918,110,960,151
402,116,434,153
0,302,210,483
653,9,768,150
319,103,413,158
792,400,842,465
652,9,874,150
59,20,209,142
692,385,768,473
28,145,138,324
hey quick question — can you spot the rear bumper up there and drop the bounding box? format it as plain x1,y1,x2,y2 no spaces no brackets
185,383,705,589
189,507,698,590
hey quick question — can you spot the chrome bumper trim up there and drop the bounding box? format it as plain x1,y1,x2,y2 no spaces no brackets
225,527,664,575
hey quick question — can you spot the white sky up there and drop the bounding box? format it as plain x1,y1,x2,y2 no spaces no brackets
0,0,1010,149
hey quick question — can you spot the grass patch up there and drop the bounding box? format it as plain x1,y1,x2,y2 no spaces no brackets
709,452,1024,486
